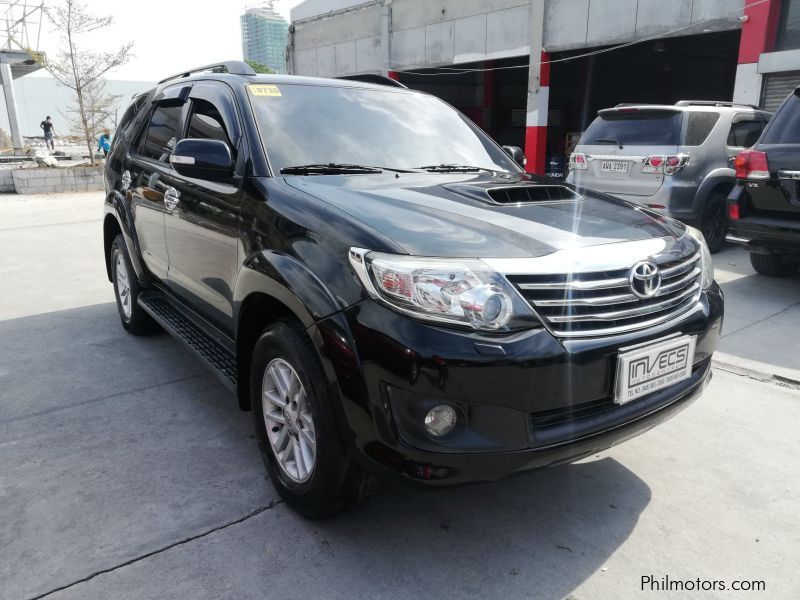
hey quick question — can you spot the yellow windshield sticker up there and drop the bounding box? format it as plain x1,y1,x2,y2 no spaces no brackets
249,84,282,97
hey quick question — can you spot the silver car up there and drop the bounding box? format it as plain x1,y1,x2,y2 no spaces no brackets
567,101,771,252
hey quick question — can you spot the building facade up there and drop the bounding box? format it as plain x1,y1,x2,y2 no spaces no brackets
242,2,290,73
288,0,799,175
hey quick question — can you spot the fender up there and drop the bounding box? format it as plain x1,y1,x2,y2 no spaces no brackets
233,250,344,331
232,251,367,433
694,168,735,211
104,190,149,283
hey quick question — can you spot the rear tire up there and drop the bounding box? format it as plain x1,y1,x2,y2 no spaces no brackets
700,193,728,254
110,234,159,335
749,252,799,277
250,319,379,519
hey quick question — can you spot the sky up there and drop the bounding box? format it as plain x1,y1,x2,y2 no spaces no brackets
33,0,304,82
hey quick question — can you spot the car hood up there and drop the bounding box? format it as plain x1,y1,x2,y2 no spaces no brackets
285,172,686,259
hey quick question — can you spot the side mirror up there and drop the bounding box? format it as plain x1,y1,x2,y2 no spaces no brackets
502,145,527,168
170,138,233,180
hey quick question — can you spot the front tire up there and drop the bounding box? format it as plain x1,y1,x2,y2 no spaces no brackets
110,234,159,335
749,252,799,277
250,319,378,519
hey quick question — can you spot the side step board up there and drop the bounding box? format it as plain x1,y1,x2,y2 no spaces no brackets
138,292,237,391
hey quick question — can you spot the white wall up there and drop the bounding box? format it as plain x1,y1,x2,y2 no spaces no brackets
0,77,154,138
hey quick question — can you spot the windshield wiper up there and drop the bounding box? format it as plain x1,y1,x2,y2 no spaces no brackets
417,164,504,173
589,139,624,149
280,163,385,175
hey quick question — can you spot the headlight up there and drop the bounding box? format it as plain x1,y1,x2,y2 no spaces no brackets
349,248,538,332
684,226,714,289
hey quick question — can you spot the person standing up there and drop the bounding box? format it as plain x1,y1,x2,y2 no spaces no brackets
97,129,111,157
40,116,56,150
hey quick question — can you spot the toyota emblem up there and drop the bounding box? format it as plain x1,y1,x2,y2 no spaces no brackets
629,261,661,298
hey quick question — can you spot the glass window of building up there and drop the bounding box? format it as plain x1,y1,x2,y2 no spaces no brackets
777,0,800,51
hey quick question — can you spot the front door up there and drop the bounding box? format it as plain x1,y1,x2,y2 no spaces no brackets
163,83,244,331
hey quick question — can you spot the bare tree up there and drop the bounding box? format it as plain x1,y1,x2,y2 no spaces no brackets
43,0,132,164
61,79,121,144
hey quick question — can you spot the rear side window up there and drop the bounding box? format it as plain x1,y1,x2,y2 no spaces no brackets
140,104,183,161
762,94,800,144
727,119,767,147
582,111,681,146
684,112,720,146
118,93,150,137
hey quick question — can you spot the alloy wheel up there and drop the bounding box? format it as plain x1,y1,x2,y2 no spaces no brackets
115,253,132,319
262,358,317,483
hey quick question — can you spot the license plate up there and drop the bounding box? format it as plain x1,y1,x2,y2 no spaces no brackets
614,335,697,405
601,160,628,173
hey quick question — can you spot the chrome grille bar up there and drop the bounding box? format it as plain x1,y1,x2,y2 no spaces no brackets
507,252,703,338
547,284,700,323
517,276,629,291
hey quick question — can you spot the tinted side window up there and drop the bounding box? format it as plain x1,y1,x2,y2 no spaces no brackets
727,119,767,147
187,99,233,149
684,112,720,146
762,95,800,144
140,105,183,161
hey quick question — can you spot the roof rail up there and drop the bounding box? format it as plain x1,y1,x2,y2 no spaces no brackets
675,100,761,110
158,61,256,85
337,74,407,88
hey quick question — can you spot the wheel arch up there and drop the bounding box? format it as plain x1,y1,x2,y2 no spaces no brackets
695,169,736,212
104,190,148,282
233,252,346,412
103,213,123,281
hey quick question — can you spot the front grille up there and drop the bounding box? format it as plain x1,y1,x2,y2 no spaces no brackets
508,252,702,338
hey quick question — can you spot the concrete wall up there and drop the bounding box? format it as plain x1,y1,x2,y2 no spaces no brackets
544,0,744,52
0,168,14,192
291,0,534,76
293,2,384,76
7,166,104,194
291,0,745,76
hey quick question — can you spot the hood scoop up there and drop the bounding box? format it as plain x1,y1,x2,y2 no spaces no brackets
446,183,584,206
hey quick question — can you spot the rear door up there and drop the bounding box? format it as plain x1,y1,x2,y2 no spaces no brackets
572,108,682,197
126,87,190,281
750,93,800,217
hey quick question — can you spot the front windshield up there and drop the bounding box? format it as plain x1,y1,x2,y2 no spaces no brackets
247,83,519,173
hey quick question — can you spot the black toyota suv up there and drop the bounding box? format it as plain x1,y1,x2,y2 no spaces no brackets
727,87,800,276
103,62,723,519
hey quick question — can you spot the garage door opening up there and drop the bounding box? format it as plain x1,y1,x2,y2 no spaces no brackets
395,56,530,149
547,30,741,173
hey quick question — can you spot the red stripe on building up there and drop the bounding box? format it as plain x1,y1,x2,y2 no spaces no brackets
738,0,782,64
524,51,551,175
525,126,547,175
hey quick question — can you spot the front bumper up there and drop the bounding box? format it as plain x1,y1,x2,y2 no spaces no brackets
318,284,723,487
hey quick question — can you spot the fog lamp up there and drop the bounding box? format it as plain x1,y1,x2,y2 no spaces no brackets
424,405,458,438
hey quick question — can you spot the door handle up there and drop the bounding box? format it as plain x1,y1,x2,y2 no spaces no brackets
164,187,180,211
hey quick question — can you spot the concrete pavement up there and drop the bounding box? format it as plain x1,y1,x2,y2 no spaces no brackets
1,193,798,600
